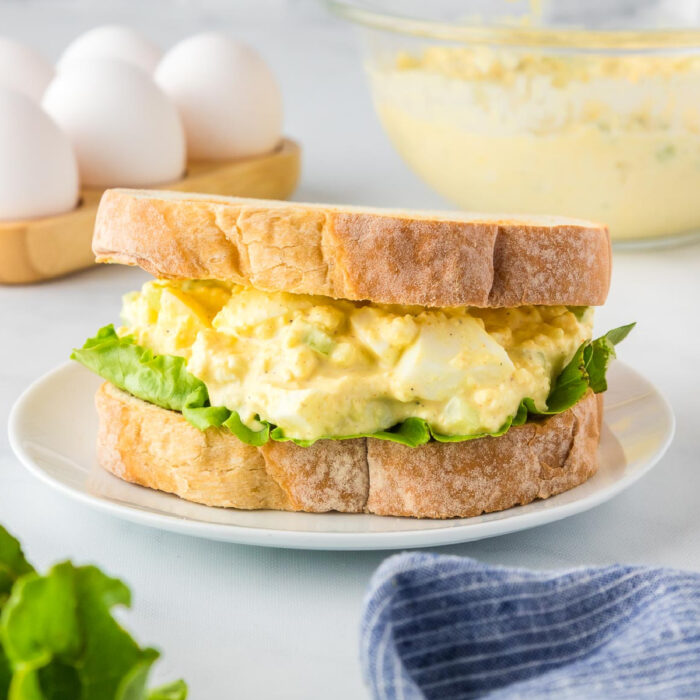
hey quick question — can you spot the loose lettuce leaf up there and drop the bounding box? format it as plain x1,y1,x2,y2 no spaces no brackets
148,681,188,700
0,649,9,700
0,527,35,699
0,526,187,699
72,323,634,448
0,526,34,607
1,562,187,700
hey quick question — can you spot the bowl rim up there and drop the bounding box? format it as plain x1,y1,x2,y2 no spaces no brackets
326,0,700,50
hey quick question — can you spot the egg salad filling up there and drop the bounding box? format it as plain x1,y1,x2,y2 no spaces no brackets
73,280,634,446
112,280,594,442
369,46,700,241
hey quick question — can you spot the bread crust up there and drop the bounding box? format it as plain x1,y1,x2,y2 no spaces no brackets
366,393,602,518
95,383,601,519
95,383,293,511
93,189,611,308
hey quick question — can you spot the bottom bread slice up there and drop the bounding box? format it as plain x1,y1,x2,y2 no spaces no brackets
95,382,602,519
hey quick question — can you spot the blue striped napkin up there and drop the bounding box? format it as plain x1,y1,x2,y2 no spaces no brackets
361,553,700,699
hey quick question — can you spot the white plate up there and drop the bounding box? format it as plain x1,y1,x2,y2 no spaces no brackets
9,361,674,550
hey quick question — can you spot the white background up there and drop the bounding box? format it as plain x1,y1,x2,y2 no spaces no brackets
0,2,699,697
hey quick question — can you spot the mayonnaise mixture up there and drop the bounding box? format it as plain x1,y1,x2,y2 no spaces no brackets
121,280,593,441
369,47,700,241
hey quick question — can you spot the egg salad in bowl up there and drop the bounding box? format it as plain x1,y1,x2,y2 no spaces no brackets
119,280,594,442
331,0,700,246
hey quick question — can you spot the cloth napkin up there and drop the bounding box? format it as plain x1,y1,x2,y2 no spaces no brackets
361,553,700,699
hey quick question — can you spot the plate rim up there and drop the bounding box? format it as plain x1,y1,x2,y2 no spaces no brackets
8,361,676,550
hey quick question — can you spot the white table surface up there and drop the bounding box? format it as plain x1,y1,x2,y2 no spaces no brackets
1,3,699,697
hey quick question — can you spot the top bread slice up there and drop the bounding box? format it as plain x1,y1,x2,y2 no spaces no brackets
94,189,612,308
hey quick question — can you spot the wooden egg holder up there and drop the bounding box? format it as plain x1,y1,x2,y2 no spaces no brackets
0,138,301,284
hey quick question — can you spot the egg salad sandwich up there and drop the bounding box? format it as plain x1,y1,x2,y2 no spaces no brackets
71,189,632,518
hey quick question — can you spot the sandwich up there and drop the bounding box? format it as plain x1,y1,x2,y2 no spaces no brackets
71,189,632,518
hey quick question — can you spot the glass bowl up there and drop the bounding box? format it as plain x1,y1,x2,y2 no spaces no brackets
329,0,700,248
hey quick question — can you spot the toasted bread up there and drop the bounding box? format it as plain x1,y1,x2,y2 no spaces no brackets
94,189,611,308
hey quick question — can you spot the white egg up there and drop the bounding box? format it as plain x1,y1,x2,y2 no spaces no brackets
0,88,79,220
42,59,185,187
0,37,53,101
155,33,282,160
58,25,162,74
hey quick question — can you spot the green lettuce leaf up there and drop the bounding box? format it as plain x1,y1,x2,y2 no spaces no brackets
1,563,157,699
71,326,207,412
179,407,270,446
270,415,434,447
0,526,34,608
588,323,635,392
430,401,529,443
72,323,634,448
0,525,34,699
147,680,188,700
0,648,9,700
525,322,636,416
0,526,187,699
